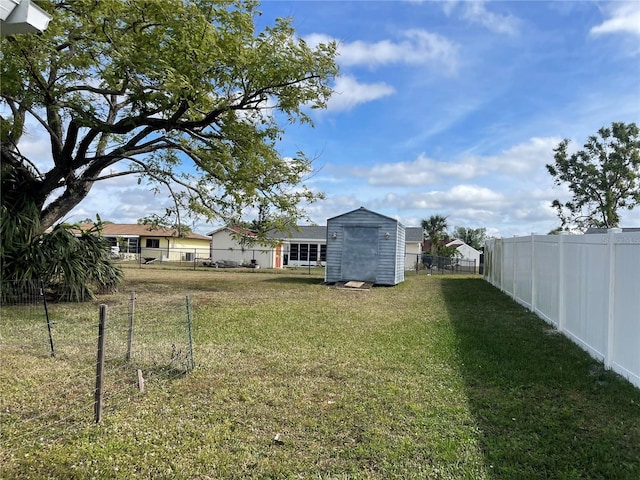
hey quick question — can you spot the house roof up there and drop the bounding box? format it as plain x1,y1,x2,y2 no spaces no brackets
423,238,479,252
422,238,450,250
269,225,328,241
208,225,257,237
405,227,423,242
81,223,211,240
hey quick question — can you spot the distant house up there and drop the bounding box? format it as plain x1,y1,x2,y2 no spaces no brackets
207,226,276,268
404,227,424,271
270,226,328,267
325,207,405,285
79,223,211,263
446,239,481,269
206,225,328,269
423,238,481,271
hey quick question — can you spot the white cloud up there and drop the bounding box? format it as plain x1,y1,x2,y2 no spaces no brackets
302,33,335,49
15,121,53,174
359,136,559,187
448,184,505,207
590,2,640,36
441,0,519,35
63,174,171,225
327,75,395,112
484,136,561,175
461,1,519,35
362,153,480,186
373,184,503,211
305,30,459,74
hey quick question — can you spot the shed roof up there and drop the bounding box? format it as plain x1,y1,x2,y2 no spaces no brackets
327,206,404,226
208,225,257,238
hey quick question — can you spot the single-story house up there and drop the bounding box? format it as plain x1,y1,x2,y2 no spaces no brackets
78,223,211,263
207,225,276,268
269,225,328,267
206,225,328,269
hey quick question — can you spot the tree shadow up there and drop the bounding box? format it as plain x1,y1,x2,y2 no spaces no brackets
440,277,640,478
263,276,325,286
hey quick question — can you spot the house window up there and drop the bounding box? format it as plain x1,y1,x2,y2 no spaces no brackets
105,237,139,254
146,238,160,249
299,243,309,261
127,238,139,253
288,243,326,262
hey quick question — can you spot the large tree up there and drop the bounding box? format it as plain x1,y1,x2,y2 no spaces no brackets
452,226,486,250
0,0,338,237
546,122,640,231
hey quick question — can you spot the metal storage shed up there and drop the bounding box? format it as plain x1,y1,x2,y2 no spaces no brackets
325,207,405,286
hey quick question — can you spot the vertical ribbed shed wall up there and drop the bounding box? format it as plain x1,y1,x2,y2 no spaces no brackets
325,208,405,285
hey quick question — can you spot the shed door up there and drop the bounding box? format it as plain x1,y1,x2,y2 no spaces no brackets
341,227,379,282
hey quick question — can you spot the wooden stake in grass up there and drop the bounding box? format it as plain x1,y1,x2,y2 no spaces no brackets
137,369,145,393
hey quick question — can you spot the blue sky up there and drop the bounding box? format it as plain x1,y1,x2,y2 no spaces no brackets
60,0,640,237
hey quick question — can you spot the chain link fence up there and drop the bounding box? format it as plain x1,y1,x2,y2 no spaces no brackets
404,253,479,274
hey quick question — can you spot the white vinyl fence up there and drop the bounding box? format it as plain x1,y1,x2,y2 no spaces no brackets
484,230,640,389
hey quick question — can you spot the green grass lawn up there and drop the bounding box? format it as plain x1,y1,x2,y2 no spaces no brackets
1,269,639,479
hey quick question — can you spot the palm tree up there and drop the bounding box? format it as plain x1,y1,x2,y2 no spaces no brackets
1,165,122,301
421,214,449,256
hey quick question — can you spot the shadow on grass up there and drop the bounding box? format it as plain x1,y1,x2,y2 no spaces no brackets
440,277,640,479
263,275,325,285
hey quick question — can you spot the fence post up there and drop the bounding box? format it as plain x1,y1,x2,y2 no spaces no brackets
498,238,504,287
186,295,195,371
558,232,568,332
605,228,622,369
94,304,107,423
530,233,536,314
512,236,517,301
126,292,136,362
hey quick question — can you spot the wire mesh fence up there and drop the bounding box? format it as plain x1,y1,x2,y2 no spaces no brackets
404,254,479,274
0,281,195,452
